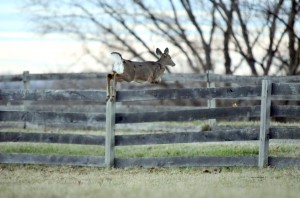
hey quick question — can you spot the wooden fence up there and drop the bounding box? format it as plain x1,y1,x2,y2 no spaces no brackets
0,78,300,168
1,71,300,130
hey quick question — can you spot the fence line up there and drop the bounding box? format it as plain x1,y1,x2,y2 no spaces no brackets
0,82,299,102
1,71,300,84
2,126,300,146
0,78,300,168
0,153,104,167
1,153,298,168
103,80,300,168
1,71,300,130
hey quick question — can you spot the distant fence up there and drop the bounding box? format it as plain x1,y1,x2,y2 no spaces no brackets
0,78,300,168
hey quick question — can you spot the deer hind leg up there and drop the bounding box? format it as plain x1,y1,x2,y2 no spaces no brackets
106,73,113,101
110,72,118,101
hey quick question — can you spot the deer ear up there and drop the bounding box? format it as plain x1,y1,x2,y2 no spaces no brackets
156,48,162,56
164,48,169,54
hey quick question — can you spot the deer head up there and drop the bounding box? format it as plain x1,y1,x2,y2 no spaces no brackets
156,48,176,67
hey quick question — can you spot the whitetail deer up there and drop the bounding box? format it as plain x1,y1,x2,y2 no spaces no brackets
106,48,175,101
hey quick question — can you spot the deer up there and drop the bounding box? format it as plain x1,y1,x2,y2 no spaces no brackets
106,48,175,101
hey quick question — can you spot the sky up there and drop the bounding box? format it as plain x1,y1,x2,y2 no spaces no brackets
0,1,100,75
0,1,277,76
0,1,225,76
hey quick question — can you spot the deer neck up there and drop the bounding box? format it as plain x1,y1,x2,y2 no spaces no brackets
157,58,166,68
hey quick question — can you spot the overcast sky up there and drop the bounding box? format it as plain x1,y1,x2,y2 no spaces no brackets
0,1,101,75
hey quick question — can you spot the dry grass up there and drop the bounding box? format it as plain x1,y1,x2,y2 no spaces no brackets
1,165,300,198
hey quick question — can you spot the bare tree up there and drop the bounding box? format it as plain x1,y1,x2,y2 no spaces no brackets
286,0,300,75
213,0,300,76
257,0,300,75
211,0,235,74
23,0,300,75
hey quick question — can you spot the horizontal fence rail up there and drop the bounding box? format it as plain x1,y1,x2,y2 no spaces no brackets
0,111,105,123
0,72,107,82
1,127,299,146
0,90,107,101
117,86,262,101
1,87,260,101
1,154,299,168
115,106,261,123
114,156,259,168
272,83,300,95
0,153,105,167
271,105,300,118
115,106,300,123
1,83,299,103
209,74,300,84
1,72,300,84
0,105,298,125
0,132,105,145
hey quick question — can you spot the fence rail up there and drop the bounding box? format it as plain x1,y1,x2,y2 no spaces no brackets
0,74,300,168
1,126,300,146
1,83,299,102
0,153,299,168
1,71,300,84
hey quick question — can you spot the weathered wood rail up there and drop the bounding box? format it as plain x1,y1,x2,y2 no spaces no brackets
2,126,300,145
1,71,300,84
0,79,300,168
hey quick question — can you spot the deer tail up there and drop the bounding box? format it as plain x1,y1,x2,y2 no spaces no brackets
111,52,124,74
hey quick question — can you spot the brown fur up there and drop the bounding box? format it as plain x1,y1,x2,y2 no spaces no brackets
106,48,175,101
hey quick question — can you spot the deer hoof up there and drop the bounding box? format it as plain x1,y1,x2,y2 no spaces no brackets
106,96,110,102
110,96,115,102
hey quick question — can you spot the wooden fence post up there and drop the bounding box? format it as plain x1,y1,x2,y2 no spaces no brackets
23,71,30,89
258,80,272,168
105,86,116,168
207,70,216,127
22,71,30,129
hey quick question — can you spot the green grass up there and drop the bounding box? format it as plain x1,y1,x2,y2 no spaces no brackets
0,142,103,156
116,143,260,158
1,141,299,158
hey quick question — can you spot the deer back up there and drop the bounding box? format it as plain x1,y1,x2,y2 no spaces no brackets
122,60,165,83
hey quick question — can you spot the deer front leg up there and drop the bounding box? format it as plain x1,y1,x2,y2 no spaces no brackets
106,73,113,101
110,73,118,101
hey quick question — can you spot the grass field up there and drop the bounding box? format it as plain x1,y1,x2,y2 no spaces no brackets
1,141,300,158
1,165,300,198
1,121,300,197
